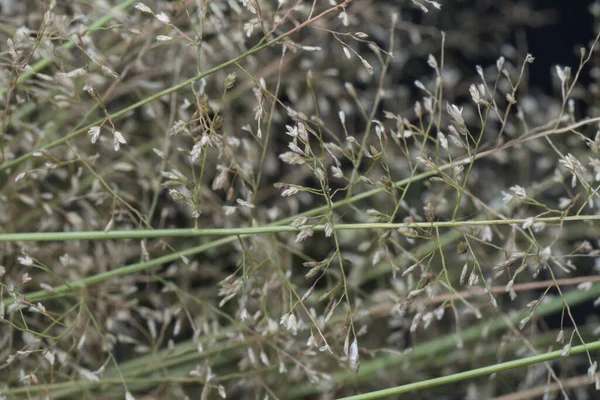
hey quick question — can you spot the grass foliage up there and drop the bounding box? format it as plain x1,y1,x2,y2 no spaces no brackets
1,1,600,399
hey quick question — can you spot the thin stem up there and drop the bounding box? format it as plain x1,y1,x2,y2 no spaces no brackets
2,214,598,242
336,340,600,400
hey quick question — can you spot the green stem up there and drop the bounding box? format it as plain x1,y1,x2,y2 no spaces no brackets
2,214,598,242
337,340,600,400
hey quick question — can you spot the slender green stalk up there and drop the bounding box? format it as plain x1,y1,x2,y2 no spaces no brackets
337,340,600,400
2,214,598,242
